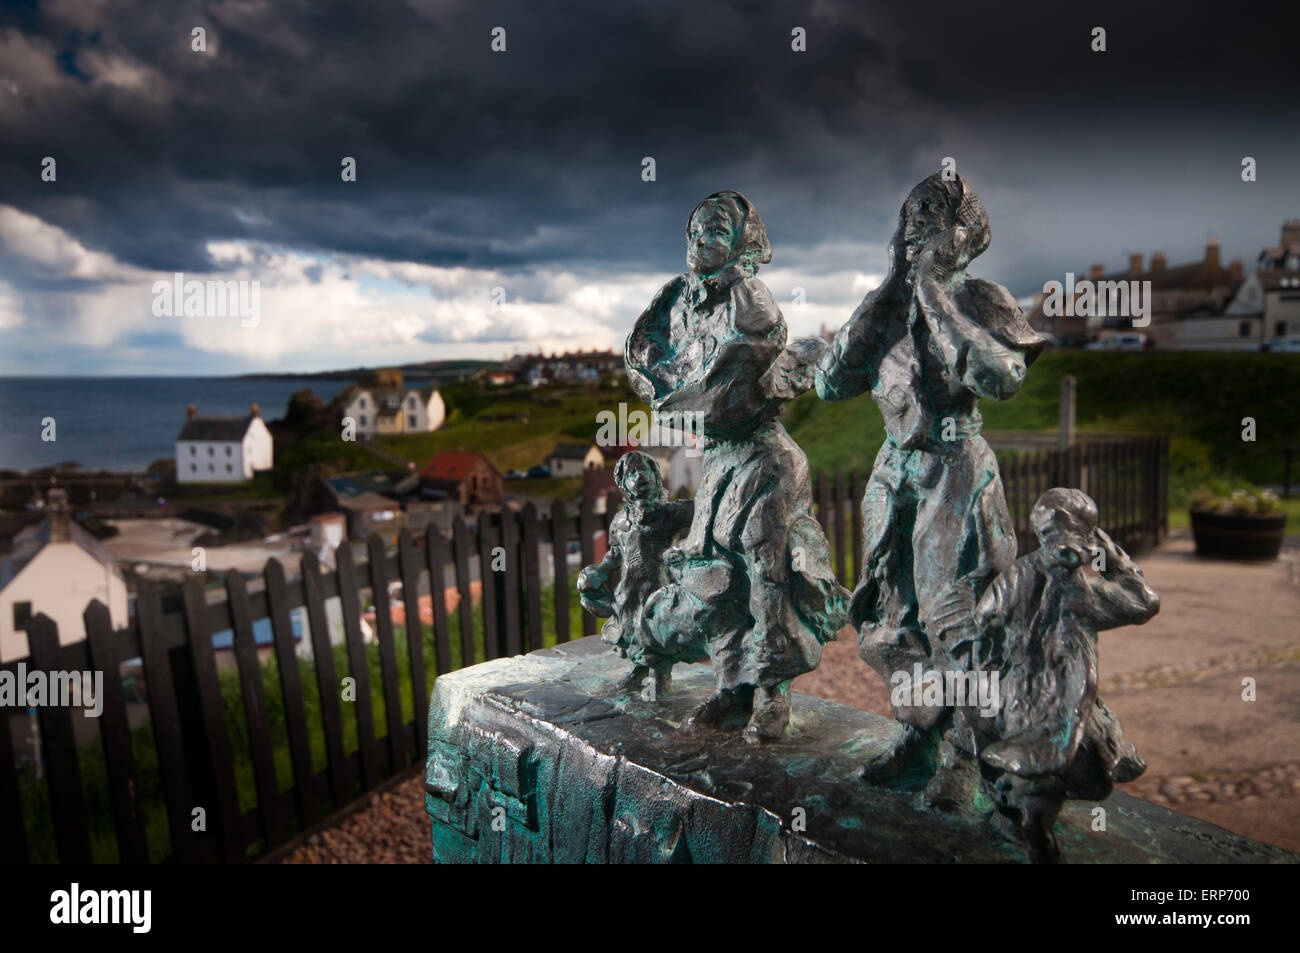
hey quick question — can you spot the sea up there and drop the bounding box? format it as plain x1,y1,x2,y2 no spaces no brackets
0,376,356,472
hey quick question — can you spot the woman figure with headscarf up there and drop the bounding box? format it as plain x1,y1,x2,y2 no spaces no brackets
624,190,849,743
816,173,1045,806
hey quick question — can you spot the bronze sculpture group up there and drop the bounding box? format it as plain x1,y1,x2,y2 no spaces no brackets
577,174,1161,862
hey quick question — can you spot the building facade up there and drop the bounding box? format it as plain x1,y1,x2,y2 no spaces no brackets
176,403,274,482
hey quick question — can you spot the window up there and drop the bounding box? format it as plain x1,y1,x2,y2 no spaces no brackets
226,464,233,473
360,397,367,409
13,601,32,630
190,463,197,473
408,396,417,408
409,415,417,427
208,446,214,456
1239,321,1252,337
226,446,232,456
360,415,367,426
208,464,214,473
1277,321,1288,337
190,446,196,455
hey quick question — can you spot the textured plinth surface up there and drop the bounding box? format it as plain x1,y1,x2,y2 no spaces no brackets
425,637,1296,864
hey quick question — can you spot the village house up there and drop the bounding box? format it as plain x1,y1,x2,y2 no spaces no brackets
0,489,127,662
1025,243,1243,348
337,369,446,439
1022,224,1300,350
419,451,504,508
176,403,274,483
1213,221,1300,349
319,471,414,540
505,349,623,387
547,442,605,478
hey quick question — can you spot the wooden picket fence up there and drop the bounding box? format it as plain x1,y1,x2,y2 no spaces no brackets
810,435,1170,587
0,435,1166,864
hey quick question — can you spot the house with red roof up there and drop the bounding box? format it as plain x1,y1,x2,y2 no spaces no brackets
419,451,503,506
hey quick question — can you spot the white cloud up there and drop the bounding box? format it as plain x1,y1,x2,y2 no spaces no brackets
0,206,878,373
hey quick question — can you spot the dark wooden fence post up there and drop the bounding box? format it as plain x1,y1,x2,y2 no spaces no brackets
578,497,598,637
551,499,571,644
264,558,320,830
336,544,379,792
226,570,287,851
300,551,352,810
0,703,27,863
26,615,92,864
178,577,241,863
423,526,453,676
451,517,477,666
522,503,544,653
136,584,201,864
478,511,501,659
398,530,430,756
499,508,524,657
84,599,149,864
366,535,407,774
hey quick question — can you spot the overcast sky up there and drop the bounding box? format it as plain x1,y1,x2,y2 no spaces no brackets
0,0,1297,374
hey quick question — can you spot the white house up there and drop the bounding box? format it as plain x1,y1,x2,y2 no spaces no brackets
547,443,605,478
176,403,274,482
0,489,128,662
339,383,446,439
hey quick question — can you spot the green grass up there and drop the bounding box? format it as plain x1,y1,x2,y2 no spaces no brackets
789,351,1300,491
370,386,650,474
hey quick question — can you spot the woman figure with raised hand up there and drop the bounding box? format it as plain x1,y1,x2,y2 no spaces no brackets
816,173,1045,805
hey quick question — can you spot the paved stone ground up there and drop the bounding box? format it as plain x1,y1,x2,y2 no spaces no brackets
282,532,1300,862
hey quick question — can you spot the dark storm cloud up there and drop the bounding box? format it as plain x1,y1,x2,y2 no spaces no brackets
0,0,1297,297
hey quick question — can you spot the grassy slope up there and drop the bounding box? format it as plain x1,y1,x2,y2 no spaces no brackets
786,352,1300,498
371,387,652,473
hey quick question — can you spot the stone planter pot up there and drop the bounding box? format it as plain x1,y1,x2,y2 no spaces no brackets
1189,509,1287,560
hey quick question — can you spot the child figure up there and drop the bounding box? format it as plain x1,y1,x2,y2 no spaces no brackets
972,488,1160,863
577,451,693,700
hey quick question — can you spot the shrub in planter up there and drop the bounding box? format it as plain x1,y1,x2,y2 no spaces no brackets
1188,482,1287,560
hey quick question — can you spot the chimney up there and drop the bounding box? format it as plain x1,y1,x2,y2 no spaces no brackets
187,403,198,420
1229,259,1243,282
250,403,260,418
1150,252,1167,271
47,487,71,542
1282,220,1300,248
1128,253,1144,276
1089,263,1105,280
1205,239,1221,273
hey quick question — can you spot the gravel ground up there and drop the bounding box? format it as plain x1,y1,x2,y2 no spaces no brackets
278,774,431,864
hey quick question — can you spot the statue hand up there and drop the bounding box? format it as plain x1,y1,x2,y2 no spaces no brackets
916,226,971,280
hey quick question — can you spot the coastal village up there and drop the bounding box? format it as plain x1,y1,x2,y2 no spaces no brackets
1,224,1298,861
3,218,1300,659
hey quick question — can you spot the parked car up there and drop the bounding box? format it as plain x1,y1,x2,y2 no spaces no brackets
1085,333,1148,351
504,469,527,480
526,465,552,479
1263,336,1300,353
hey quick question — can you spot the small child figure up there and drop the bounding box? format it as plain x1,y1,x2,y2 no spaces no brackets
973,487,1160,863
577,451,693,700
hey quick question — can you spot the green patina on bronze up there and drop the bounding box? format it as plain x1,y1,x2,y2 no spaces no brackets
424,638,1295,864
429,175,1188,864
580,190,849,744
